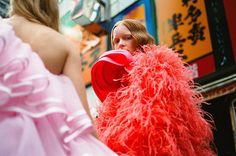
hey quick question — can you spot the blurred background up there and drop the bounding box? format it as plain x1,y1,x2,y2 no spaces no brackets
1,0,235,155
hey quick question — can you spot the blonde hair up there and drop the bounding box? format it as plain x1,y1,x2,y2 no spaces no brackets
9,0,60,32
111,19,155,48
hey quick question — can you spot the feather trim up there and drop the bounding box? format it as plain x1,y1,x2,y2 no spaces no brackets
96,45,215,156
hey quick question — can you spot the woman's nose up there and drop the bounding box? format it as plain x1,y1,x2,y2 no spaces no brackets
118,40,125,49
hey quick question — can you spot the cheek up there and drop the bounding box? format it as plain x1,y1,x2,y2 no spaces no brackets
113,43,118,50
128,41,138,51
114,45,120,50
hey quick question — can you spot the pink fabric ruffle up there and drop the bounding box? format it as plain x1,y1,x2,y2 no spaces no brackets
0,18,117,156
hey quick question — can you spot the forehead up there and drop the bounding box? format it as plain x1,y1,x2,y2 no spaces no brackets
113,24,131,37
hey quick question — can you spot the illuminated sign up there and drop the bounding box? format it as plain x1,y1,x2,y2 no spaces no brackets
156,0,212,62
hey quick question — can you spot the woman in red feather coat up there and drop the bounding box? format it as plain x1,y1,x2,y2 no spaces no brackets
91,19,216,156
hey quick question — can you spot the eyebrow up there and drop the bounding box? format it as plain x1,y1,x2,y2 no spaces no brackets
113,34,132,39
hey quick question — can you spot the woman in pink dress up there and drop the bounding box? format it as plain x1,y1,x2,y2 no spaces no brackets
0,0,117,156
92,19,216,156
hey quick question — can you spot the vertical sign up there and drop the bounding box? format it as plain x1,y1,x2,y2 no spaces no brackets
156,0,212,62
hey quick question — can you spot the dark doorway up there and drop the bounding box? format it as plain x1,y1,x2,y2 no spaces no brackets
203,92,236,156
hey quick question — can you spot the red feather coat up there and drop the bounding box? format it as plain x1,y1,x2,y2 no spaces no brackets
92,45,216,156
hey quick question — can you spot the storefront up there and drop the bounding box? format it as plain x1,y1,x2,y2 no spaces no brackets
155,0,236,155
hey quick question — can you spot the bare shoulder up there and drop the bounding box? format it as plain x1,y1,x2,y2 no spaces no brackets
33,26,72,53
31,25,75,74
8,16,76,74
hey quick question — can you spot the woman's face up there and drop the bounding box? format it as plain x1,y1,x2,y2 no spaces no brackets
112,24,138,53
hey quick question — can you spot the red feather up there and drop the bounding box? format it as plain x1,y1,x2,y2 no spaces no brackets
95,45,215,156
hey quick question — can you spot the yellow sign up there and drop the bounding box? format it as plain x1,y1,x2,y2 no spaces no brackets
124,4,145,21
156,0,212,62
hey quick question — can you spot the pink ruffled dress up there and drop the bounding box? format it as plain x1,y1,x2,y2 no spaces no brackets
92,46,216,156
0,18,117,156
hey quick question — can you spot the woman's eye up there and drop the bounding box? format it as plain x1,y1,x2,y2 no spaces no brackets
124,35,132,40
113,39,119,44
